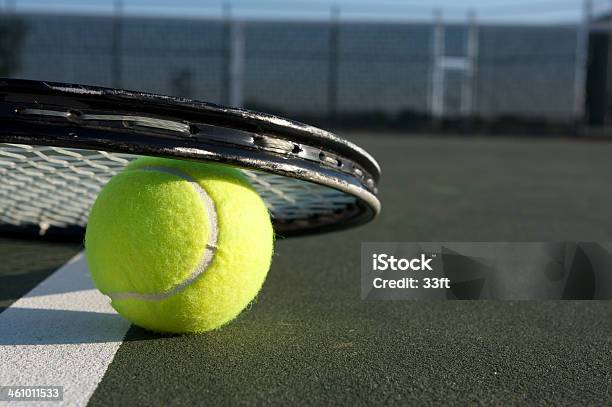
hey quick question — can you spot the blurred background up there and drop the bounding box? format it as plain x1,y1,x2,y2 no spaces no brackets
1,0,612,135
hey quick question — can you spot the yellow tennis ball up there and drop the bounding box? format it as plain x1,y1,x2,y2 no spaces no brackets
85,157,274,333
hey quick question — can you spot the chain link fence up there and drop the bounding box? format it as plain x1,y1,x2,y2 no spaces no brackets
1,1,611,131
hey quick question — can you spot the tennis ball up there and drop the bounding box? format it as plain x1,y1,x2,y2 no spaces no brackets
85,157,274,333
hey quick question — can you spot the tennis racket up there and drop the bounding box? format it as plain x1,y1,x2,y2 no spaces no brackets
0,79,381,240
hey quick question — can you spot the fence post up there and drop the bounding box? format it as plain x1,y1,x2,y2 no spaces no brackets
573,0,592,123
461,10,478,118
228,20,244,108
430,9,445,119
222,3,231,106
221,3,244,108
328,5,340,127
222,3,245,108
111,0,123,89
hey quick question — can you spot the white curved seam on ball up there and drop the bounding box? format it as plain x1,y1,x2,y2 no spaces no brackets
105,165,219,302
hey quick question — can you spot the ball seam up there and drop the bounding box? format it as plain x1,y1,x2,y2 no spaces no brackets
105,165,219,302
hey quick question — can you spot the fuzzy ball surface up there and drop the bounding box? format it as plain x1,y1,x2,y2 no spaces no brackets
85,157,274,333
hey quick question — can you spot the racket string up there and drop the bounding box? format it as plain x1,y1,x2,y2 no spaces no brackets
0,144,357,234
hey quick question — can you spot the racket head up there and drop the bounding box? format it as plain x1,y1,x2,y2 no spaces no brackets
0,79,381,239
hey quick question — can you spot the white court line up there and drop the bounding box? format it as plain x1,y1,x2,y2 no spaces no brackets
0,252,131,406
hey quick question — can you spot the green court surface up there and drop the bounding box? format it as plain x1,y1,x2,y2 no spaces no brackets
1,134,611,406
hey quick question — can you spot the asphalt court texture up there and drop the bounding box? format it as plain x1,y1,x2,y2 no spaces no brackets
1,134,611,406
